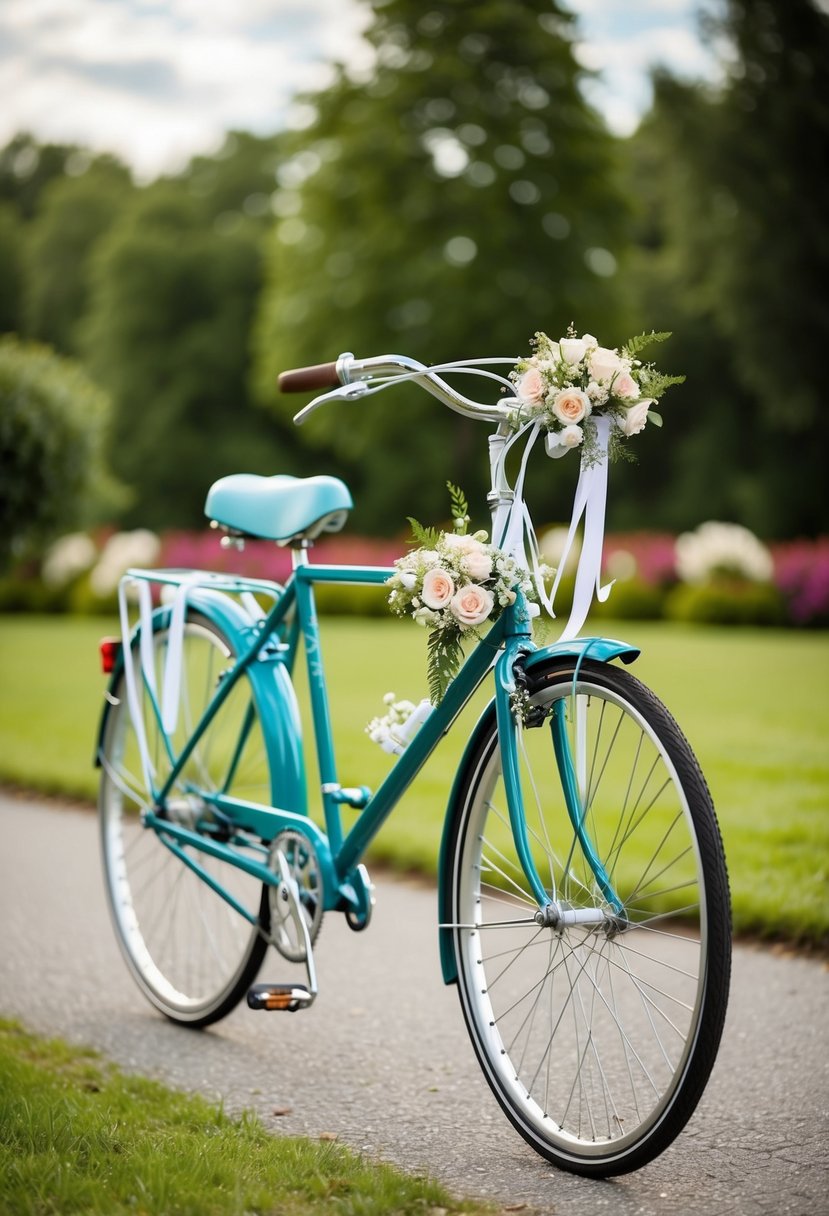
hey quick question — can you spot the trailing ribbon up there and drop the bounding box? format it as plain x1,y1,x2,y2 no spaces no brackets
496,414,615,639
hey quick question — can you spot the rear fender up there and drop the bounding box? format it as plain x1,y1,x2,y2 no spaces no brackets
94,587,306,816
437,635,639,984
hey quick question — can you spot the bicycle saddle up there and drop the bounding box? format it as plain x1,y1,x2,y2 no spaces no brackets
205,473,353,544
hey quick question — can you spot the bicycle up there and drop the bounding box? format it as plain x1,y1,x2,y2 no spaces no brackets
96,347,731,1178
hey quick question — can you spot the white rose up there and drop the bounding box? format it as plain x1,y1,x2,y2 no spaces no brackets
413,606,440,627
588,345,624,384
449,583,495,628
559,337,587,365
581,333,598,349
399,571,417,590
559,423,584,448
617,400,652,436
443,533,482,557
461,548,493,581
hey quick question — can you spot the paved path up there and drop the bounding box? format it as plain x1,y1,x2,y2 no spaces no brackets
1,791,827,1215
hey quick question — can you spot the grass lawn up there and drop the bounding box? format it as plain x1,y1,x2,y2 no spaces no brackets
0,1018,486,1216
1,612,827,946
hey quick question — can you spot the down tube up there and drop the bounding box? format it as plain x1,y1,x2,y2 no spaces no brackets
335,617,509,879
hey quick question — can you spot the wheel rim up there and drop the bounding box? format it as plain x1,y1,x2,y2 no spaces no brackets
454,673,711,1162
100,620,271,1019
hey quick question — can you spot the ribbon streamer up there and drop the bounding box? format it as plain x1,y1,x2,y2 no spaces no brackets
497,413,615,640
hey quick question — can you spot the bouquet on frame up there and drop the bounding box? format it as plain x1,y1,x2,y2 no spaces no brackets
509,327,684,464
386,484,536,704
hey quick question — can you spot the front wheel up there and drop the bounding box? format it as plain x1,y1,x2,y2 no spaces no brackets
447,659,731,1176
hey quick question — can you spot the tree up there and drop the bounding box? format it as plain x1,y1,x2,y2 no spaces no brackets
83,179,297,529
0,337,123,567
253,0,627,533
619,0,829,538
24,157,135,354
0,204,24,334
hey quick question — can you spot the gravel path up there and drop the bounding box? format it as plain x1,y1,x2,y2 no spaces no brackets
1,791,827,1215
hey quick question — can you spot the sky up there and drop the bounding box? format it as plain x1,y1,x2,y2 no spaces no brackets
0,0,719,180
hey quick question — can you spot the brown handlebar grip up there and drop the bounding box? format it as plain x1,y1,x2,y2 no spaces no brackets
277,361,340,393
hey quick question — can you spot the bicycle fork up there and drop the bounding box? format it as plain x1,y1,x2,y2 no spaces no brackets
494,644,624,931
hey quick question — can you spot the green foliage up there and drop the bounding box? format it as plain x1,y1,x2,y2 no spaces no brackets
426,626,464,705
406,517,441,548
447,480,470,530
618,0,829,538
0,1019,476,1216
0,203,24,333
253,0,626,532
0,337,124,568
24,157,135,354
665,579,786,626
82,180,297,528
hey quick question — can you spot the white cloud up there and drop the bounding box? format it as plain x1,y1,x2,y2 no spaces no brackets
0,0,372,177
0,0,713,176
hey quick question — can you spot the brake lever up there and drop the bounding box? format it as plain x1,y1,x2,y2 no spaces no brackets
292,381,370,426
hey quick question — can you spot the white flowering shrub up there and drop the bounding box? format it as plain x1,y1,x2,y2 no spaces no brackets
675,521,773,585
89,530,161,598
41,533,97,587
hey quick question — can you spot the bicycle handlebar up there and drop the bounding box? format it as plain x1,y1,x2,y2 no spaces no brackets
279,351,514,426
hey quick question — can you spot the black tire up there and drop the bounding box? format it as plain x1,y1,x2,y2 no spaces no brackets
99,610,274,1027
446,658,731,1176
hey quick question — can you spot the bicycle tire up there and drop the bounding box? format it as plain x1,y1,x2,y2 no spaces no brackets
99,610,275,1027
446,657,731,1176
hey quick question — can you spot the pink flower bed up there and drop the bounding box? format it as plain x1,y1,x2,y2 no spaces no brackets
152,530,829,627
601,532,678,586
771,538,829,626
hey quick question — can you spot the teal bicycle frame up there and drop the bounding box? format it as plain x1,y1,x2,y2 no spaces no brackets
103,550,638,979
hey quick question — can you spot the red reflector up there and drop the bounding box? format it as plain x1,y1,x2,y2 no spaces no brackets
99,637,122,674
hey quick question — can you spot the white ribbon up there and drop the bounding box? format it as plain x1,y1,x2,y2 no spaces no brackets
547,414,615,640
496,414,615,639
117,576,157,794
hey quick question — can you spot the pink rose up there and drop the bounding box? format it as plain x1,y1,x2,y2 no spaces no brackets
517,367,546,407
551,387,589,425
450,583,494,628
421,567,455,609
588,346,624,384
612,371,640,400
617,400,652,436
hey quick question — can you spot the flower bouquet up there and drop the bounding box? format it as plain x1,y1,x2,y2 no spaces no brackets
386,484,535,704
510,328,684,464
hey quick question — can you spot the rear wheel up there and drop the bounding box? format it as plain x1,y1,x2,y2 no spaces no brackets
448,659,731,1176
99,611,274,1026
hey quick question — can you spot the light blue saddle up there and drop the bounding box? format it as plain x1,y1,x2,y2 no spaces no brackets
205,474,353,544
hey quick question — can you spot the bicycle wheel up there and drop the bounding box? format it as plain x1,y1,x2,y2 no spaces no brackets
99,610,274,1027
447,658,731,1176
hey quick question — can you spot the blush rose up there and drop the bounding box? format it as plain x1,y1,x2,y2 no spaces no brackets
421,567,455,609
450,583,495,628
552,387,590,425
516,367,546,407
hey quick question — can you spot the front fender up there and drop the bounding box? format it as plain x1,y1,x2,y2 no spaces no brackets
93,588,307,817
437,635,639,984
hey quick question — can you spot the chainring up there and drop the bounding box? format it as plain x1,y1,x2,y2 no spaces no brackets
267,829,324,962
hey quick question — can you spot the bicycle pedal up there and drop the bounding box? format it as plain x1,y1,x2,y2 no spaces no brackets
247,983,314,1012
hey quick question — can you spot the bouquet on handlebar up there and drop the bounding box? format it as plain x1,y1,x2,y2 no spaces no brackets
509,327,684,465
380,326,684,708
